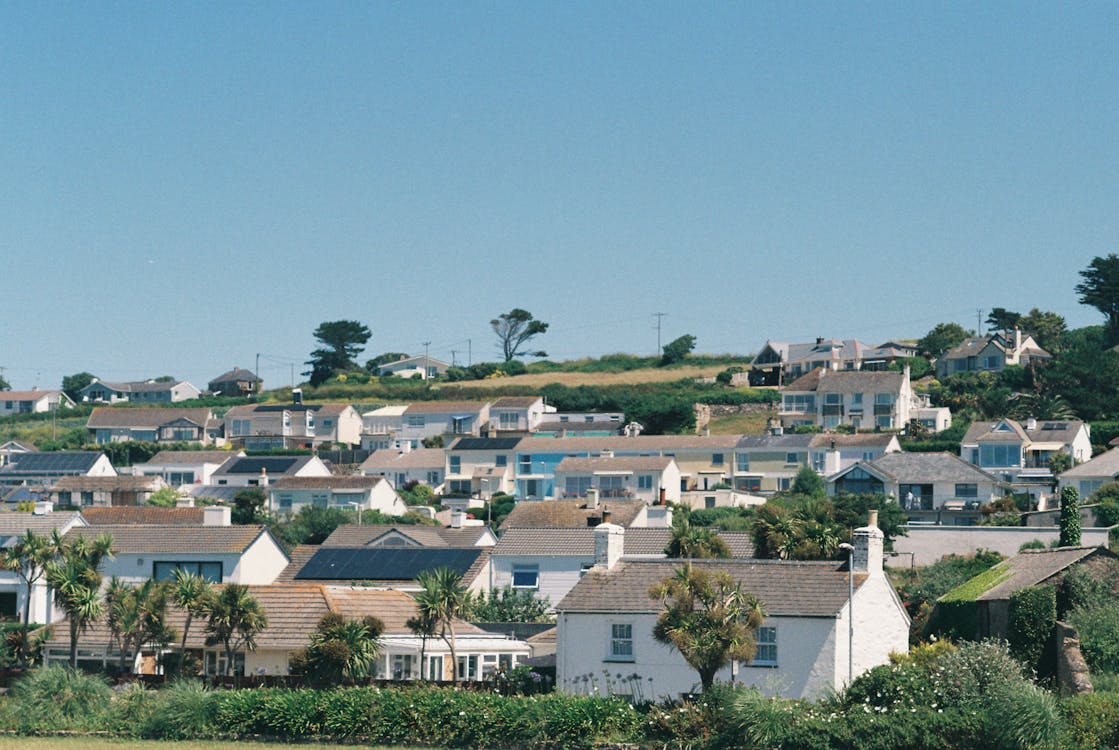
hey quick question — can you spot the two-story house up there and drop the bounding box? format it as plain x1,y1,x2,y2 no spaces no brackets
827,452,1006,513
751,338,915,385
960,418,1091,503
359,447,447,490
554,456,681,504
360,405,408,451
732,433,815,493
0,390,75,416
489,396,548,435
399,401,490,447
779,366,913,430
443,437,521,498
936,330,1052,378
807,433,903,477
208,455,332,487
86,407,221,445
207,368,262,398
224,403,362,449
268,476,407,517
132,450,244,486
79,378,202,404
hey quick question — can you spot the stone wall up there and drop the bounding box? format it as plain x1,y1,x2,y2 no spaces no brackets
1056,620,1094,696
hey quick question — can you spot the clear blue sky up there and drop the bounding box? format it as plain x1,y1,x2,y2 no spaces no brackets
2,3,1117,391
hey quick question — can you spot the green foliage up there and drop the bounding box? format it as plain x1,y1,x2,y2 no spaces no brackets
491,308,549,361
232,487,266,524
291,612,384,687
660,334,697,366
1047,450,1073,476
399,480,436,506
686,504,755,531
928,563,1014,640
665,509,731,559
1061,692,1119,750
1007,585,1056,673
1058,566,1113,616
305,319,372,387
649,565,765,691
790,465,825,498
139,679,219,739
1020,308,1068,353
1060,485,1082,547
987,307,1023,332
146,486,179,507
3,666,110,732
421,434,445,448
1040,326,1119,421
890,550,1003,641
1069,600,1119,674
61,371,95,401
465,586,553,623
918,322,970,358
204,584,268,676
714,365,744,385
1076,254,1119,346
888,355,933,380
939,563,1012,603
476,493,516,527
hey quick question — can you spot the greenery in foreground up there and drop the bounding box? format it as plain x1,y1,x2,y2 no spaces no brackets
6,640,1119,750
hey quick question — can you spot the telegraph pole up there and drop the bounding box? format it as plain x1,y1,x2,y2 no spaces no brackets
450,349,459,367
468,339,472,367
422,341,431,380
255,353,261,398
653,312,666,354
976,309,983,334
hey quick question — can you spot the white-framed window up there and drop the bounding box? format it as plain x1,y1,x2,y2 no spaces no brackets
407,415,425,427
637,475,653,490
457,654,479,681
862,451,875,461
712,453,724,466
824,393,842,405
851,393,863,406
231,419,251,437
511,564,539,589
736,453,749,472
495,454,507,467
449,456,461,473
955,483,978,498
609,623,634,661
875,416,893,429
874,393,895,406
785,452,799,466
812,452,826,472
499,412,520,429
753,626,777,666
425,654,444,681
391,654,415,679
824,416,840,429
564,476,592,497
426,470,440,484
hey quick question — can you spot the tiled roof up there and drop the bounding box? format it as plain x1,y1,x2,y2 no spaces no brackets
1061,448,1119,479
145,450,242,465
359,448,446,471
555,456,673,473
449,437,523,451
491,397,542,408
781,368,824,391
321,524,491,548
499,499,646,530
557,558,866,616
209,368,259,384
942,336,999,359
80,507,206,526
64,524,275,554
324,586,484,634
736,434,815,449
403,401,488,415
0,390,62,401
971,547,1109,602
861,452,1001,484
782,368,905,394
86,407,212,429
0,511,84,538
271,476,389,490
808,433,898,449
962,419,1085,446
274,544,320,582
491,527,754,557
50,476,166,492
514,435,741,453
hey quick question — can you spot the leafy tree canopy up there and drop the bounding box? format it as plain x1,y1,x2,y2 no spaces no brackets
365,352,410,372
465,587,553,623
790,466,825,498
491,309,548,362
305,320,372,387
985,307,1022,332
660,334,697,366
1076,253,1119,346
232,488,267,525
917,322,970,359
1019,308,1067,353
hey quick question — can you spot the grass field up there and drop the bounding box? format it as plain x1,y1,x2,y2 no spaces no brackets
446,363,733,389
706,410,772,435
0,738,422,750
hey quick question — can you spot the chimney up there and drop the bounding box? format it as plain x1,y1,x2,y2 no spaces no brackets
600,508,612,525
1015,327,1022,352
852,510,883,574
816,337,825,345
203,506,231,526
260,467,269,487
659,487,666,505
292,387,303,405
1026,417,1038,431
32,500,53,515
450,510,464,528
176,495,196,508
586,487,600,509
594,521,625,570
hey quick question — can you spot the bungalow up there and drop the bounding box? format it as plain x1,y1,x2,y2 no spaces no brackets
399,401,490,446
0,510,87,624
81,506,214,526
936,330,1051,378
0,440,36,468
132,449,245,486
359,447,447,490
0,452,116,487
320,523,497,549
827,452,1006,514
555,516,908,699
291,544,492,594
961,418,1091,503
750,338,914,386
268,475,407,517
223,403,362,450
208,455,332,487
376,355,451,380
64,519,289,585
498,496,658,530
533,412,625,437
1058,447,1119,499
554,456,681,504
86,407,221,445
207,367,262,398
779,366,914,431
79,378,202,404
0,390,75,416
48,475,170,507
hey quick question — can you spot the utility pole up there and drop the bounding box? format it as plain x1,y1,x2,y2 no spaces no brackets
422,341,431,380
255,353,261,399
976,309,983,335
468,339,472,367
653,312,666,354
450,349,459,367
290,364,295,388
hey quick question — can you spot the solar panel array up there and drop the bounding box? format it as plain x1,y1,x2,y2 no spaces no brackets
295,547,482,581
0,452,100,473
224,457,300,474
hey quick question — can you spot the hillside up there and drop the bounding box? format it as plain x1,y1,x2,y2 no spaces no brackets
445,363,735,389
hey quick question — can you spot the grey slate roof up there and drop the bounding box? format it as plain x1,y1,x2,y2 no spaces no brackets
209,368,259,384
491,527,754,557
859,452,1002,484
271,476,389,490
499,499,647,530
449,437,523,451
808,433,899,449
86,407,212,429
736,434,815,449
321,524,492,548
557,558,865,616
146,450,242,464
0,511,84,545
1061,448,1119,479
211,455,316,477
555,456,673,473
962,419,1085,446
972,547,1110,602
64,524,278,555
360,448,446,472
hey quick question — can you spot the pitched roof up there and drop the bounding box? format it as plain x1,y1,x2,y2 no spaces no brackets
1061,448,1119,479
808,433,899,449
321,524,491,548
555,456,674,473
970,547,1109,602
323,586,484,634
962,419,1085,446
209,368,260,384
853,452,1002,484
736,433,815,449
80,507,206,526
449,437,523,451
556,558,866,616
86,407,212,429
961,420,1030,444
513,435,741,453
64,524,276,554
274,544,321,582
50,476,166,492
499,499,646,530
0,452,107,475
942,336,998,359
212,456,316,476
534,421,623,435
271,476,390,490
359,448,446,472
403,401,488,415
294,547,488,583
491,527,754,557
491,397,542,408
0,390,63,401
145,450,242,465
0,511,84,540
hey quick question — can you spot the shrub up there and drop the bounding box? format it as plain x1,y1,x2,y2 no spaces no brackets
3,665,111,732
1060,485,1082,547
1008,585,1056,673
1060,692,1119,750
1069,600,1119,674
141,679,219,739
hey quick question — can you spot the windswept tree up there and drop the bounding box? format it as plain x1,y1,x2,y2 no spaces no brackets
304,320,372,386
204,584,268,677
985,307,1022,332
665,511,730,559
660,334,697,366
292,612,383,686
45,532,114,668
491,308,548,361
414,567,471,684
649,565,765,691
105,578,176,675
1076,254,1119,346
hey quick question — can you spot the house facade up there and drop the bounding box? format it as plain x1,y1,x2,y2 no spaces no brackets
86,407,221,445
209,455,333,487
399,401,490,446
0,511,88,624
376,356,451,380
1058,447,1119,499
207,368,262,398
268,476,407,516
733,433,815,493
360,405,408,451
0,390,75,415
827,452,1006,513
555,518,908,699
79,378,201,404
47,475,170,507
132,450,244,486
779,367,914,431
359,447,447,490
489,396,548,435
936,330,1051,378
961,418,1091,503
443,437,520,498
0,452,116,487
554,456,681,504
224,403,362,449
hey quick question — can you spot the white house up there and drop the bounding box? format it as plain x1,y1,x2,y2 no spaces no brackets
489,396,548,435
223,403,362,450
208,455,332,487
268,475,407,517
399,401,490,446
807,433,902,476
444,437,521,498
0,452,116,487
360,405,408,451
0,390,75,416
779,367,914,431
132,450,245,486
961,418,1092,503
936,330,1051,378
1059,447,1119,499
376,356,451,380
827,452,1006,512
554,455,681,504
0,510,88,625
47,475,170,508
79,378,202,404
359,447,447,490
555,516,909,700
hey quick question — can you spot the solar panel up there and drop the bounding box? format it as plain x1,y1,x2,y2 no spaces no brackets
295,547,482,581
225,457,299,474
453,438,521,451
0,452,99,473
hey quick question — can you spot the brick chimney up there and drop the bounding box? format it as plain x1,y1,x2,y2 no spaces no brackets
852,509,883,574
594,521,625,570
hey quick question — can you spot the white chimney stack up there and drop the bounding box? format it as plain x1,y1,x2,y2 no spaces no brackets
203,506,231,526
594,521,625,570
852,509,883,574
450,510,464,528
586,487,600,510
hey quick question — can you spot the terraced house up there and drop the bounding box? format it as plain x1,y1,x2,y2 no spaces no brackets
223,403,361,449
779,366,914,431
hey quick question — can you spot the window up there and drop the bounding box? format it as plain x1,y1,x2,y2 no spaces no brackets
277,493,293,510
312,492,330,508
874,393,895,405
785,452,799,466
782,394,815,413
979,444,1021,467
80,491,94,505
736,453,749,472
955,484,978,498
598,475,625,496
395,472,407,487
824,416,840,429
753,626,777,665
638,475,653,490
862,451,875,461
426,470,440,484
449,456,461,474
407,415,425,427
984,355,1000,369
0,591,16,618
875,416,893,429
824,393,842,405
564,476,592,497
425,655,444,681
712,453,724,466
205,650,244,677
511,565,539,589
154,561,222,582
495,455,507,467
231,419,251,437
609,623,634,661
851,393,863,406
457,654,479,681
518,454,532,473
812,452,826,472
391,654,415,679
499,412,519,429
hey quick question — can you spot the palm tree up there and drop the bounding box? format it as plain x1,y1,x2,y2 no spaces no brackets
406,607,438,681
299,613,384,685
0,530,54,630
44,532,113,668
649,565,765,692
413,567,471,684
105,578,176,675
204,584,268,677
171,568,214,672
664,513,730,559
